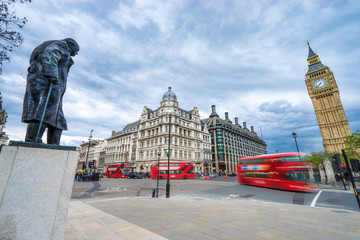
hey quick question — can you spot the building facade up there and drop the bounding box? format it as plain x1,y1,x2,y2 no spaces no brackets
305,42,352,153
105,121,139,169
0,92,9,145
77,139,107,171
104,87,212,174
202,105,267,173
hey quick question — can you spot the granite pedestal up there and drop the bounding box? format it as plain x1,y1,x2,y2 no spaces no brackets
0,142,78,240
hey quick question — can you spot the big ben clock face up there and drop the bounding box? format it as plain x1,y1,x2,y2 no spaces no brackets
313,78,328,89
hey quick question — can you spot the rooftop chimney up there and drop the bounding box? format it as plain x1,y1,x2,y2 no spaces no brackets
235,117,241,127
243,122,248,130
209,105,219,118
225,112,232,123
251,126,254,132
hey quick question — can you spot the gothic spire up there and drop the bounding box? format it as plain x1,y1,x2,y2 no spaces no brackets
306,41,326,74
307,41,317,60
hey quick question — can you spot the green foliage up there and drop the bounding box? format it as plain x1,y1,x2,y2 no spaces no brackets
0,0,31,67
303,151,325,168
344,130,360,160
303,151,337,168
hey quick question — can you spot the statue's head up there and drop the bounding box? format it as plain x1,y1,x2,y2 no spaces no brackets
64,38,79,57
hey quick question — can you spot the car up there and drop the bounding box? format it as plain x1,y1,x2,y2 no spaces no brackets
226,172,237,177
127,172,143,179
98,171,105,178
209,173,218,178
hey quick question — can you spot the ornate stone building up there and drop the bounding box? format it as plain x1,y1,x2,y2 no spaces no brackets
105,87,212,173
305,42,352,153
202,105,267,173
106,121,139,169
77,139,107,171
0,92,9,145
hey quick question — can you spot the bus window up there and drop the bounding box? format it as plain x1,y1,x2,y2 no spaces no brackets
284,171,310,182
243,171,270,178
281,156,304,162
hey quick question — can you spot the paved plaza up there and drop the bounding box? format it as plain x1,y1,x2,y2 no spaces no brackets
65,195,360,240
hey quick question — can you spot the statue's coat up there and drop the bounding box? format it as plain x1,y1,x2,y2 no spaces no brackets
22,40,74,130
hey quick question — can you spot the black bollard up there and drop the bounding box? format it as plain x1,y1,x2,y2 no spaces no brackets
152,189,155,198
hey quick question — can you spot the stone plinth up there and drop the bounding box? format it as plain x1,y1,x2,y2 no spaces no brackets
0,142,78,240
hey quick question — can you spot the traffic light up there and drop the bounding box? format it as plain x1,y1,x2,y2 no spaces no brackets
350,159,360,172
331,160,338,172
88,160,95,168
330,153,345,172
340,163,346,172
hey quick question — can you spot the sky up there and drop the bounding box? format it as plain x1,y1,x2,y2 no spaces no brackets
1,0,360,154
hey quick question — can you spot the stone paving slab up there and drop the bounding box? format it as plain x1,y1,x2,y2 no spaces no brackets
81,196,360,240
65,200,168,240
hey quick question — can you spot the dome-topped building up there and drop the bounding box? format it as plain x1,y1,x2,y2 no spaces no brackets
160,86,178,108
162,86,177,100
104,86,212,174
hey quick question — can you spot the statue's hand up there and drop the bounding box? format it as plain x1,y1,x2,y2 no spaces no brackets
48,76,58,85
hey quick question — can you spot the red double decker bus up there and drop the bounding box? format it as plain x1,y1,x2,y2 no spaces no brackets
105,163,131,178
237,153,317,191
150,161,196,179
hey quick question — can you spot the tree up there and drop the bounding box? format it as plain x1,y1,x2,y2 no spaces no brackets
303,151,337,168
0,0,31,69
344,130,360,160
303,151,326,168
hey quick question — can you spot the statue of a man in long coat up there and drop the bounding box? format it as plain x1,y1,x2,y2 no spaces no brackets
22,38,79,144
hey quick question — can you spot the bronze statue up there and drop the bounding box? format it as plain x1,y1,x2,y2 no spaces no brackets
22,38,79,144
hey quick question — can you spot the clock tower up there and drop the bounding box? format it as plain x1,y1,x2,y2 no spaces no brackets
305,42,351,153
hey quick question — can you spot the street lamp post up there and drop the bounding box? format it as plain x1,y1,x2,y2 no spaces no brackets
292,130,301,160
156,149,160,197
166,112,171,198
85,129,94,171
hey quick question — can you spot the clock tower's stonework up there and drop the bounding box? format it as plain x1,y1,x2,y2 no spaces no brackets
305,42,351,153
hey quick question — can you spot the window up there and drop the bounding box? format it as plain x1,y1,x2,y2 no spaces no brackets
281,156,304,162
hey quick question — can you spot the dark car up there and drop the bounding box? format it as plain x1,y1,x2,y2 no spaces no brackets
226,171,237,177
127,172,143,179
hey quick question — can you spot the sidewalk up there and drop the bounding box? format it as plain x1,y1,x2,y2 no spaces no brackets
64,200,167,240
65,195,360,240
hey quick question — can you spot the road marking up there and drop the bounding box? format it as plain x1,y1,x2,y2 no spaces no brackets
310,190,322,207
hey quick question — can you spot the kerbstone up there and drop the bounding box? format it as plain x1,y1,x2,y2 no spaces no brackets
0,145,78,240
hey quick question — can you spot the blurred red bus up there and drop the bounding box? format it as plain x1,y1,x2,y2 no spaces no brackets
150,161,196,179
237,153,317,191
106,163,131,178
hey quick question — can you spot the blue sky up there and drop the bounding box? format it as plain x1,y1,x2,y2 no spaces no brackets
1,0,360,154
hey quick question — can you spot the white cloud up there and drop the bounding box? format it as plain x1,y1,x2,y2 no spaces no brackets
1,0,360,154
109,0,185,33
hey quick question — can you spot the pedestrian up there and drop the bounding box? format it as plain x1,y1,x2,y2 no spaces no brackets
78,172,83,182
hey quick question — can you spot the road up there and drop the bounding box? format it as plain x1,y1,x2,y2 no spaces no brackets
71,177,360,212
